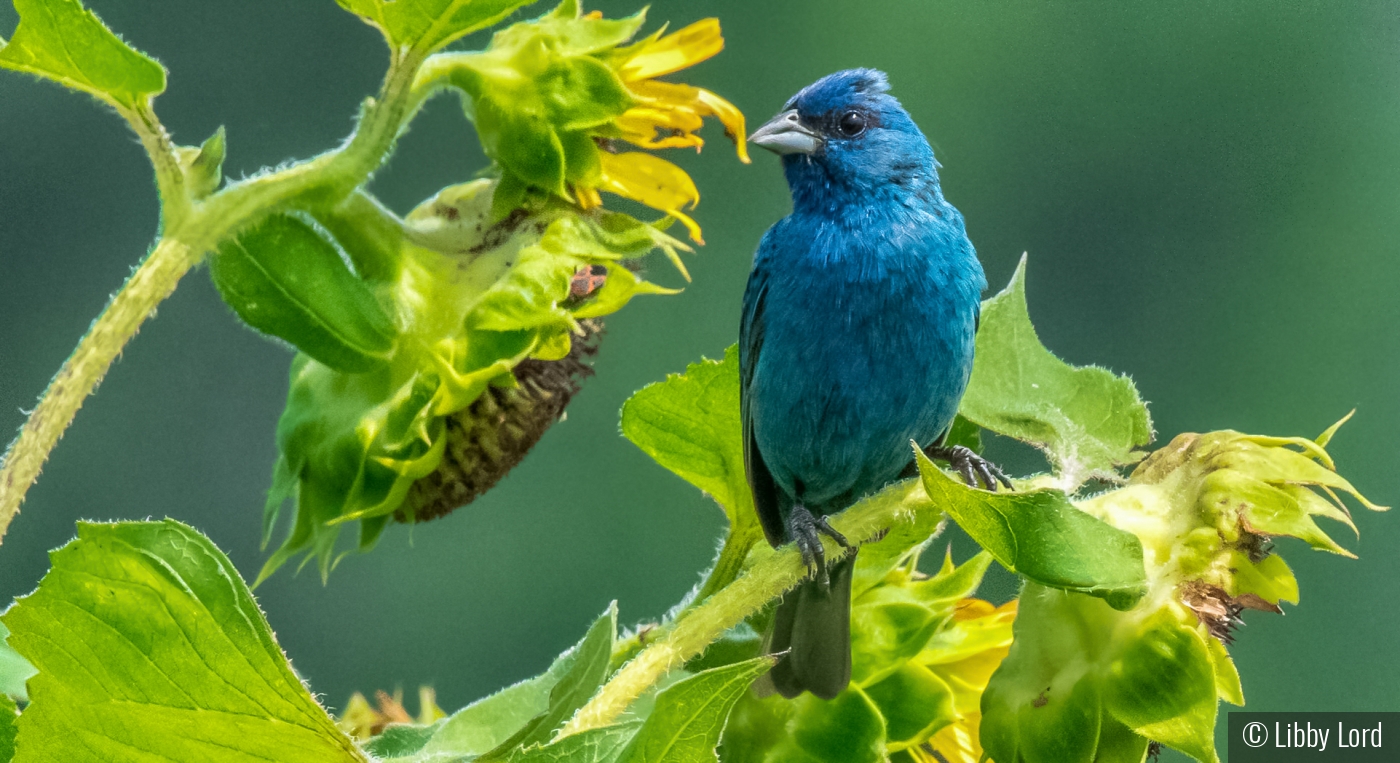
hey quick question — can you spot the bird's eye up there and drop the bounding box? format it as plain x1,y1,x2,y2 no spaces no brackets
837,110,866,137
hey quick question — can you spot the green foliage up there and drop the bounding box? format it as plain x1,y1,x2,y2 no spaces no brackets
620,345,757,546
980,425,1385,763
338,0,541,55
441,2,642,201
210,213,399,373
0,695,14,763
916,453,1147,610
960,256,1154,489
0,624,33,703
0,0,165,111
259,181,689,581
618,657,773,763
1,520,363,763
722,551,1014,762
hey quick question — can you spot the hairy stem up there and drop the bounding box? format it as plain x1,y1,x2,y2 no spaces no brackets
0,238,197,544
0,52,426,544
561,481,927,738
694,525,762,604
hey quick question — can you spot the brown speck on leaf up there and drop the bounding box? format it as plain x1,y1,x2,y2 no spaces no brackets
1032,688,1049,708
637,623,656,644
442,206,460,221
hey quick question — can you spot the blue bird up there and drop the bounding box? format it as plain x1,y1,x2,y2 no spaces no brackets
742,69,1009,699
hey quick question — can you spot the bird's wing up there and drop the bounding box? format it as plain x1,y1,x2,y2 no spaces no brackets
740,254,787,548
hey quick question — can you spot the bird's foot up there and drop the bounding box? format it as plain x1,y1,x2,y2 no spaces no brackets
925,444,1014,491
789,504,852,587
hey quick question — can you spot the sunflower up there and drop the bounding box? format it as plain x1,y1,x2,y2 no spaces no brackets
433,1,748,247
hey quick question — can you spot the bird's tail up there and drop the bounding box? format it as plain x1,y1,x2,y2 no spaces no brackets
760,550,855,700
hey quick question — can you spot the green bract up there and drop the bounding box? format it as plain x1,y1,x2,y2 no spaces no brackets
719,550,1015,763
980,426,1385,763
259,180,688,581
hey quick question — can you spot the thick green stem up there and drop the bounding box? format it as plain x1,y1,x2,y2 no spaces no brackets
560,481,928,738
0,52,427,544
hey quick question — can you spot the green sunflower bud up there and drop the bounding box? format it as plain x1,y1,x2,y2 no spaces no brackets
980,419,1386,763
256,180,688,583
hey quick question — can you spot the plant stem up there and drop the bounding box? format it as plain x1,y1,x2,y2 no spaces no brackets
560,481,927,738
0,238,197,544
0,52,427,544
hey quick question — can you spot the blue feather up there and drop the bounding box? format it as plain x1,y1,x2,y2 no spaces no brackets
741,69,986,698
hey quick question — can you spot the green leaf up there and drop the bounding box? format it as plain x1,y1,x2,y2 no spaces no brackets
1102,609,1219,763
0,0,166,111
210,213,399,373
1,520,365,763
0,694,15,763
768,688,886,763
617,657,774,763
0,624,35,702
411,610,612,761
621,345,758,544
509,722,641,763
849,597,939,686
366,722,445,758
337,0,539,54
861,664,954,745
483,603,617,758
917,451,1147,610
960,256,1153,489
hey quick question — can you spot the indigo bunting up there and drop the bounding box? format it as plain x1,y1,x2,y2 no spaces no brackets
742,69,1009,699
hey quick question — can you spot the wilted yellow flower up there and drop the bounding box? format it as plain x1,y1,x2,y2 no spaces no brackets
590,17,750,245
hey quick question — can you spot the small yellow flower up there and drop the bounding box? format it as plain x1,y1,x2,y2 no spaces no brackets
588,17,750,245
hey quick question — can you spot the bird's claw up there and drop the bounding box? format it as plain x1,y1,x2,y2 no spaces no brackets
926,444,1014,491
789,504,852,587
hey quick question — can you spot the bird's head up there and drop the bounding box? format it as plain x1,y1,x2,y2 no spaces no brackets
749,69,938,203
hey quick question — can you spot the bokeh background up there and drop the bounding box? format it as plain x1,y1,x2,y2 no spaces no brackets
2,1,1398,758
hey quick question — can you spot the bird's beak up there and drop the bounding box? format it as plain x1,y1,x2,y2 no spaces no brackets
749,110,822,156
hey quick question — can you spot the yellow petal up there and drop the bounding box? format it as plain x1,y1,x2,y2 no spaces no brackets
597,151,700,214
694,87,750,162
574,183,603,210
619,18,723,81
628,81,749,162
618,104,705,135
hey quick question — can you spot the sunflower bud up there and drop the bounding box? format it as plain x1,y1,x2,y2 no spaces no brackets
980,418,1385,763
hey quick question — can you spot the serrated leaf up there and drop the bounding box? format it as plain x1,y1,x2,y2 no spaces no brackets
510,722,641,763
0,0,166,111
1,520,364,763
960,256,1153,490
410,614,606,761
917,451,1147,610
482,603,617,759
0,624,34,702
617,657,773,763
0,694,15,763
337,0,538,53
621,345,758,545
211,213,399,373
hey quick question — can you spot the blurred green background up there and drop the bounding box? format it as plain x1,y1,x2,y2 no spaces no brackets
2,1,1397,759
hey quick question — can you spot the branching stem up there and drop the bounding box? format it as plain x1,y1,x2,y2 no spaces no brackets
0,50,429,545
